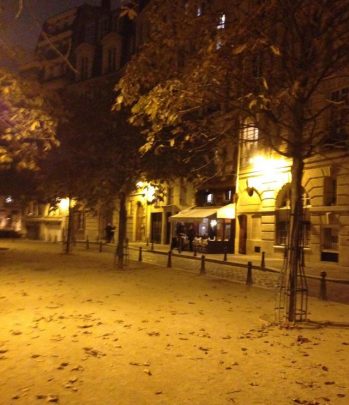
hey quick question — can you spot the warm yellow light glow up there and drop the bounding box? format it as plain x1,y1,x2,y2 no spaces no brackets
210,219,218,227
58,198,76,214
247,155,290,191
136,182,156,203
217,204,235,219
249,155,287,173
144,185,156,202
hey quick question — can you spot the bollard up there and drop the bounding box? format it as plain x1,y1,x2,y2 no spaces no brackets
138,247,143,262
319,271,327,300
193,246,197,257
246,261,253,286
223,246,228,262
86,237,90,250
200,255,206,275
146,238,149,247
167,250,172,268
261,251,265,270
99,240,103,252
125,238,129,248
151,241,154,251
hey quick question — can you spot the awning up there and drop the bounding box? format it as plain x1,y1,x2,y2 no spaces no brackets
169,204,235,222
169,206,218,222
217,204,235,219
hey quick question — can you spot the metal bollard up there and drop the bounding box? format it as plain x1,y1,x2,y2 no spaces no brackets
223,246,227,262
99,240,103,252
261,251,265,270
86,237,90,250
167,250,172,268
138,247,143,262
200,255,206,275
151,241,154,251
246,261,253,286
146,238,149,247
193,246,197,257
319,271,327,300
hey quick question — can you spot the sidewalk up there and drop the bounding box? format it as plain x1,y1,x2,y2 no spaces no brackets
129,242,349,280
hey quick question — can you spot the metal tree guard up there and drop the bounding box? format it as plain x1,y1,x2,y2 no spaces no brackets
275,219,308,323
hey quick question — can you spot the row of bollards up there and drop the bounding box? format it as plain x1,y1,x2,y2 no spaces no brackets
135,246,329,300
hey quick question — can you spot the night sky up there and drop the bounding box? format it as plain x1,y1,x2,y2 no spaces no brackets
1,0,120,58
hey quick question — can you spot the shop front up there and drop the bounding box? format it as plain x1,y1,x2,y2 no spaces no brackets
169,204,236,253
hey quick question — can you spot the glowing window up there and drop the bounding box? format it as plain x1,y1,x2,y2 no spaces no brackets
217,13,226,30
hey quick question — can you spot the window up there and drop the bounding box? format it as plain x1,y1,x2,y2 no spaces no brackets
99,17,110,38
275,184,311,247
322,227,338,250
167,186,174,205
206,193,213,204
85,22,95,43
275,209,289,246
107,48,117,72
224,189,232,202
325,87,349,148
323,176,337,206
179,182,187,205
79,56,90,80
217,12,226,30
240,119,259,166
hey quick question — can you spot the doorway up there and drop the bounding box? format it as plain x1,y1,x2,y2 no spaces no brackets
151,213,162,243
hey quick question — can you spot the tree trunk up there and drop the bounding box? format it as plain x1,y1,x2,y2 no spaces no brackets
116,191,127,269
287,155,305,322
65,197,73,255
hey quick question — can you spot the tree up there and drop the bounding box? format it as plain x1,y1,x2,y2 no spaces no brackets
40,81,146,265
116,0,349,322
0,69,58,170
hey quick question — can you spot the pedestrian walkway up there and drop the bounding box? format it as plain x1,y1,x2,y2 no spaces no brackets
129,242,349,280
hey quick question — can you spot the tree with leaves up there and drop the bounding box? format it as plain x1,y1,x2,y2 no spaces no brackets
39,81,147,265
116,0,349,321
0,69,58,170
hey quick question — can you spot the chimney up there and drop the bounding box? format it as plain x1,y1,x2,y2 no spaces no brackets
101,0,111,9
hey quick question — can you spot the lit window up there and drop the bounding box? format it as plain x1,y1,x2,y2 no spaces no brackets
196,2,205,16
217,13,226,30
224,190,232,201
206,193,213,204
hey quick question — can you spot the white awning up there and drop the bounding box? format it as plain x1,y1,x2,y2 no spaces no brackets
170,204,235,222
169,206,218,222
217,204,236,219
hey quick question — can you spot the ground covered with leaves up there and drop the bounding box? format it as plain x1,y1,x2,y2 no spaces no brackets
0,241,348,404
